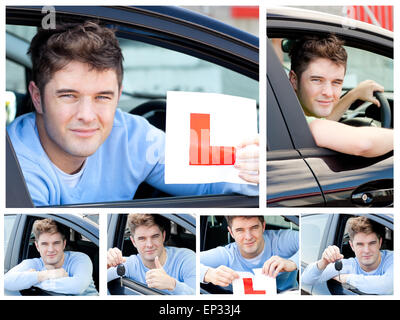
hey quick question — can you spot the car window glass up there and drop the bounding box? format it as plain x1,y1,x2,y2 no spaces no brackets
301,214,330,265
118,37,259,114
4,215,17,253
264,215,299,231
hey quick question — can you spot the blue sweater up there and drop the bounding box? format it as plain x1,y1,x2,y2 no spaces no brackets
200,229,299,292
4,251,98,296
107,246,196,295
7,110,257,206
301,250,393,295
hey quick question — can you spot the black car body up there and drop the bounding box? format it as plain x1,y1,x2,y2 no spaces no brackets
107,213,195,295
301,213,393,295
267,7,393,207
4,213,99,296
6,5,259,208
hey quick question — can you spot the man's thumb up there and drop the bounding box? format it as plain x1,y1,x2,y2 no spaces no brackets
155,256,163,269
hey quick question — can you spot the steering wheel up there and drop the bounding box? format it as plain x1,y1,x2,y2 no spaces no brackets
129,99,166,132
374,91,391,128
341,91,391,128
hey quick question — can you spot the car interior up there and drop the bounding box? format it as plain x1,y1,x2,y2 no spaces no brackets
21,217,99,295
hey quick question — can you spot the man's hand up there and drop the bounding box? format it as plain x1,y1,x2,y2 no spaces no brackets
352,80,384,107
333,274,349,284
37,268,68,283
145,256,176,291
203,265,240,287
262,256,297,278
235,136,259,184
107,247,127,269
317,245,344,271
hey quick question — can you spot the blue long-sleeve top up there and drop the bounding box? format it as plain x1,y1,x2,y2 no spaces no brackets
7,110,258,206
4,251,98,295
301,250,393,295
107,246,196,295
200,229,299,292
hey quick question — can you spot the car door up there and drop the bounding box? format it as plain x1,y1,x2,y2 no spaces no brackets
107,213,196,295
6,6,259,209
301,213,393,295
267,9,393,207
4,214,99,295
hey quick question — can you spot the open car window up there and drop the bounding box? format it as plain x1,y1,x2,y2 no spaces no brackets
6,7,260,208
4,214,99,296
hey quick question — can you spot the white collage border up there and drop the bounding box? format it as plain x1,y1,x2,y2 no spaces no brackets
0,0,398,302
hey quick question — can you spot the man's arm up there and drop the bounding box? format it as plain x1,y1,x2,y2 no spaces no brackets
327,80,384,121
4,259,67,291
309,118,393,157
302,245,344,286
262,229,299,277
200,246,239,287
36,253,96,295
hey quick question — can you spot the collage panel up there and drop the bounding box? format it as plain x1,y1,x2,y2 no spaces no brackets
267,5,393,207
107,213,196,296
6,5,260,210
301,213,393,296
200,215,299,296
4,214,99,296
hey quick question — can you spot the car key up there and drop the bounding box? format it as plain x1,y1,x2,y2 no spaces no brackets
117,264,126,286
335,260,343,281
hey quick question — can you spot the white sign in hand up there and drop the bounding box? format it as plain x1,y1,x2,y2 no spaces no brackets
165,91,257,184
232,269,277,296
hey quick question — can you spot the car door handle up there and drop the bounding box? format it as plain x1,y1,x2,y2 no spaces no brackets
352,188,393,206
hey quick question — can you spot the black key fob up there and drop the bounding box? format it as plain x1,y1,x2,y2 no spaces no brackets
334,260,343,272
117,264,126,277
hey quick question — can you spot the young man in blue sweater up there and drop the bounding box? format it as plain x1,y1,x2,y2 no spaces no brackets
107,214,195,295
4,218,98,295
7,21,259,207
200,216,299,293
302,216,393,295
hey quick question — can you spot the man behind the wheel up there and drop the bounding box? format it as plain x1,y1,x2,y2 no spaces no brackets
288,34,393,157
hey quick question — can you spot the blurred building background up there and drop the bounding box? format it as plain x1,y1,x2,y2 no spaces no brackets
293,6,393,31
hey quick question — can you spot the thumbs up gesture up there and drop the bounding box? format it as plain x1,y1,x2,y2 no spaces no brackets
145,256,176,291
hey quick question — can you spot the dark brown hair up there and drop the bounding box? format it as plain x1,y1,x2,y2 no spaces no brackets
127,214,167,236
28,21,123,94
347,216,385,241
225,216,264,228
289,34,347,80
32,218,66,241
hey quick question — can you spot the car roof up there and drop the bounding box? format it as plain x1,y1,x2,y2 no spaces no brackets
133,6,259,48
267,6,393,39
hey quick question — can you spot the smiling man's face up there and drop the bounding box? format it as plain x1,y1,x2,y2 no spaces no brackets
35,232,66,268
350,232,382,272
290,57,345,118
228,216,265,259
131,224,166,264
30,61,121,173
